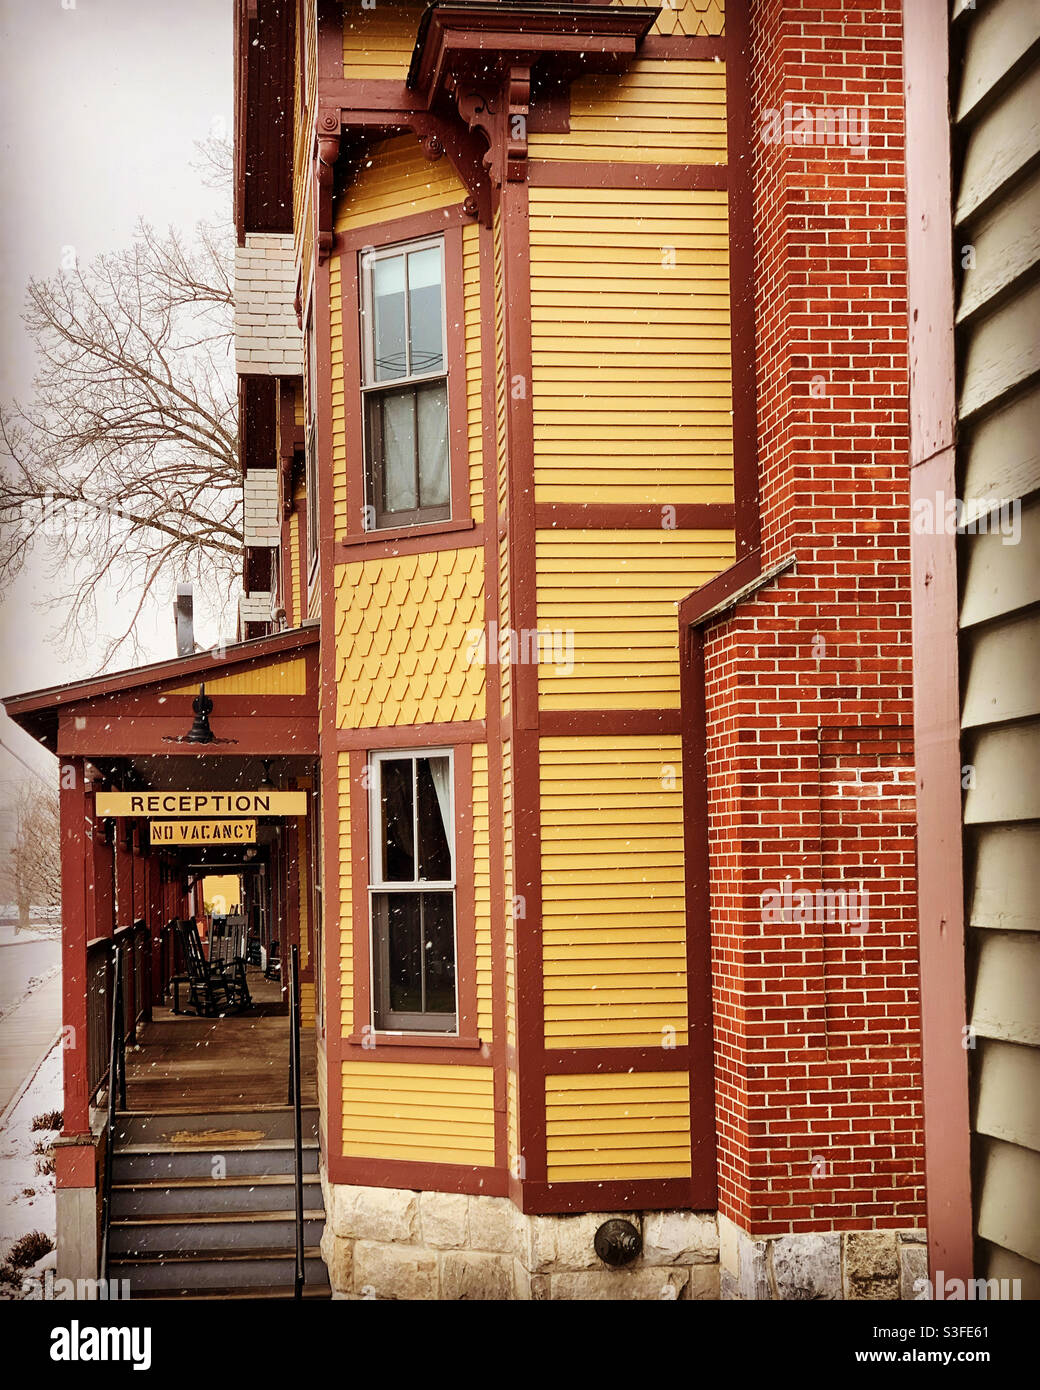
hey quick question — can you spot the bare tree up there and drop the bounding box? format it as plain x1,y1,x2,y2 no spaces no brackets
2,781,61,928
0,144,242,667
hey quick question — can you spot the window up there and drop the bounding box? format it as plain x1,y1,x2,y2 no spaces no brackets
360,237,450,529
304,305,319,573
368,750,456,1033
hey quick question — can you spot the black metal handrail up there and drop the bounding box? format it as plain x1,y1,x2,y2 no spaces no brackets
99,940,126,1283
287,943,305,1299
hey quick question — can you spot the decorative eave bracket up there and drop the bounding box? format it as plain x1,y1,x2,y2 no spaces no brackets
311,2,658,241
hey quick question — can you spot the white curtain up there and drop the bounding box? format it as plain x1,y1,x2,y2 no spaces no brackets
426,756,453,875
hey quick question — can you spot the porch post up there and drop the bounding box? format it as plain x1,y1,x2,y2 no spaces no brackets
132,822,145,921
54,757,103,1284
58,756,90,1140
114,819,133,928
91,798,115,941
151,855,165,1004
285,818,301,960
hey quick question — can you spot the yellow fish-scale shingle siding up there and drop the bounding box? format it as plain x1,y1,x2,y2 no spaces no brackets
333,134,465,235
472,744,493,1044
541,736,689,1049
618,0,725,39
335,548,486,728
338,753,353,1033
535,529,735,710
341,1061,496,1166
545,1072,693,1182
529,188,734,504
527,60,727,165
342,2,425,80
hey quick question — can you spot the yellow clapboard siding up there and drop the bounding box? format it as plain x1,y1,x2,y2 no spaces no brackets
166,656,307,697
341,1061,495,1166
335,549,485,728
528,58,726,165
530,187,732,503
539,735,688,1047
543,937,687,955
334,134,465,233
507,1069,519,1176
544,1071,691,1181
535,531,734,708
300,980,315,1031
341,2,425,79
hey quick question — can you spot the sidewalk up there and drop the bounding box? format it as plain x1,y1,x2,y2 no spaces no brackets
0,971,62,1118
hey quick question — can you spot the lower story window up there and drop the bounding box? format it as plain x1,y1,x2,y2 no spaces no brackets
369,750,456,1033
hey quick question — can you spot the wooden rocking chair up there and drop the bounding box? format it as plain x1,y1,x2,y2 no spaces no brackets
173,918,236,1016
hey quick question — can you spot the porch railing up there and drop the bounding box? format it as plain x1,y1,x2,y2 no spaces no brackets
85,920,152,1103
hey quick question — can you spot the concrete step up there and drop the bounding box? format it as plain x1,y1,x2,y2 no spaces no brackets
109,1247,329,1293
113,1138,319,1183
114,1106,318,1147
112,1173,323,1218
109,1210,326,1257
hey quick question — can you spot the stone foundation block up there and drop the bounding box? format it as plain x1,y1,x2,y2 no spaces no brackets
642,1210,719,1265
320,1229,354,1294
440,1250,514,1300
899,1238,929,1301
419,1191,469,1249
330,1184,420,1243
353,1241,439,1301
527,1210,627,1273
684,1264,721,1300
772,1232,841,1300
548,1268,689,1301
469,1194,520,1253
843,1231,901,1300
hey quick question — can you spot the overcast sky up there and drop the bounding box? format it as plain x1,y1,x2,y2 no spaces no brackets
0,0,234,804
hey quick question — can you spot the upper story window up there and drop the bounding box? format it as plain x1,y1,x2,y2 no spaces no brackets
360,236,450,530
368,749,457,1033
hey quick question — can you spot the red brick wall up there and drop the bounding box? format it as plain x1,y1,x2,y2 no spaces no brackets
705,0,924,1236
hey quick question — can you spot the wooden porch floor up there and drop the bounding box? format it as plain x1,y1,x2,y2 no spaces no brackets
124,969,317,1113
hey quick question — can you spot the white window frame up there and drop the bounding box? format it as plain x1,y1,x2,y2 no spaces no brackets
367,748,458,1034
359,235,450,529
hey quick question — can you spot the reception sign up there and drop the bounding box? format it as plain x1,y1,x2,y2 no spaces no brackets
149,820,258,846
95,791,307,817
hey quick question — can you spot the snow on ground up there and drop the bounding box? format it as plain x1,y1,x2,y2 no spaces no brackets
0,1040,61,1298
0,927,60,1017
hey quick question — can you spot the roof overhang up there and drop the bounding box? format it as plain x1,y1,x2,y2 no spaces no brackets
3,624,319,758
408,3,659,98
